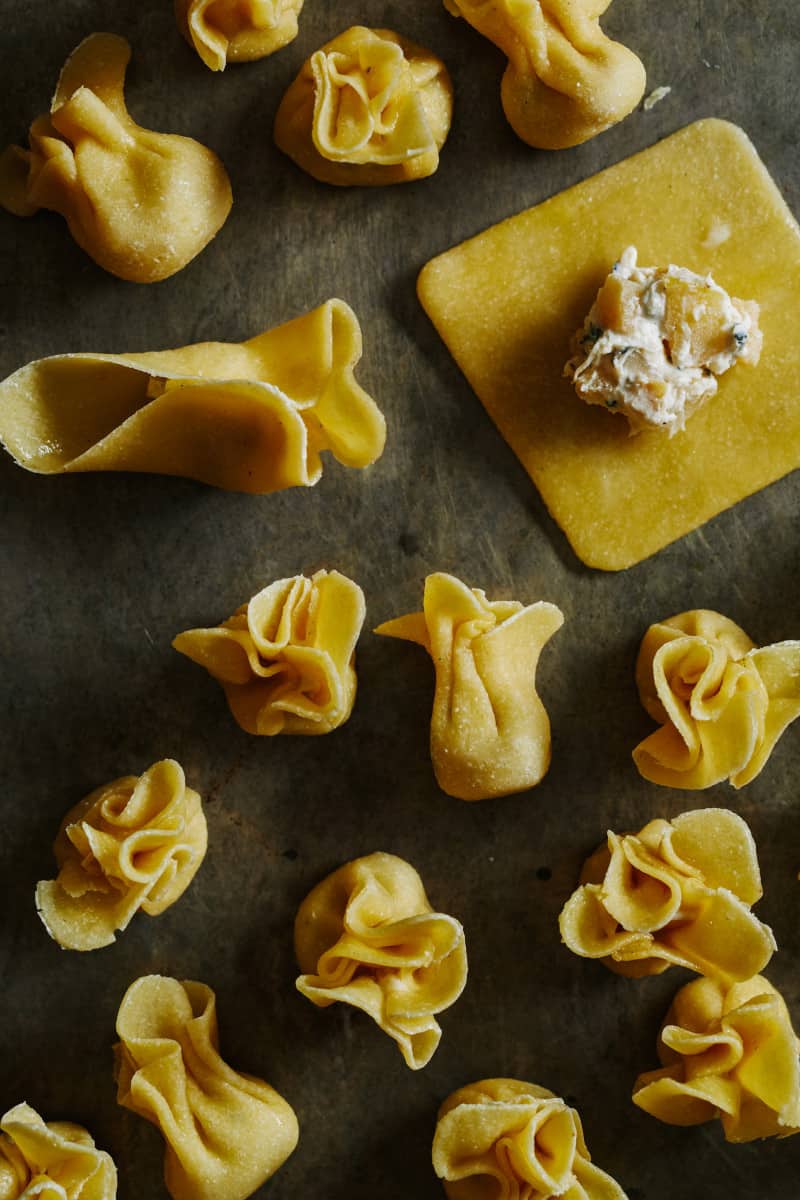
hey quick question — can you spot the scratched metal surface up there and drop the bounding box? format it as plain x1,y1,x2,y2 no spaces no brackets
1,2,799,1198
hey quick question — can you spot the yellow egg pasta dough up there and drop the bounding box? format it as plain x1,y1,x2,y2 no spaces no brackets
417,119,800,570
376,572,563,800
274,27,453,186
176,0,304,71
114,976,298,1200
35,759,207,952
634,610,800,789
633,975,800,1143
174,569,365,735
0,300,385,492
433,1078,627,1199
0,34,232,282
559,809,775,982
295,852,467,1069
443,0,645,149
0,1103,117,1200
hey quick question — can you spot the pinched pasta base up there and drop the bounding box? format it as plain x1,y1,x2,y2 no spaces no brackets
418,120,800,569
433,1078,627,1199
115,976,298,1200
559,809,775,982
295,852,467,1069
0,300,385,492
0,34,232,282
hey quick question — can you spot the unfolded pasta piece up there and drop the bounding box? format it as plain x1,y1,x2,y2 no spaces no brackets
35,759,207,952
174,569,365,735
375,573,563,800
633,975,800,1142
115,976,298,1200
176,0,304,71
559,808,775,982
0,300,385,492
0,1103,116,1200
274,26,453,186
0,34,231,282
295,852,467,1069
633,610,800,789
444,0,645,149
433,1078,627,1199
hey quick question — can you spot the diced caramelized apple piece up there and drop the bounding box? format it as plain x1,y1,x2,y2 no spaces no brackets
663,277,734,362
594,274,640,333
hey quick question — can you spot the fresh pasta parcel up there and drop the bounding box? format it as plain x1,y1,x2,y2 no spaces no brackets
633,975,800,1143
174,569,365,735
559,808,775,982
295,852,467,1069
443,0,645,148
375,572,563,800
0,33,232,282
0,300,385,492
274,26,453,186
634,609,800,789
0,1103,117,1200
433,1078,627,1199
36,759,207,952
115,976,298,1200
176,0,304,71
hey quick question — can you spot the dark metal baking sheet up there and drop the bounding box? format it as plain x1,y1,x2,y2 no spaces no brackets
1,2,799,1197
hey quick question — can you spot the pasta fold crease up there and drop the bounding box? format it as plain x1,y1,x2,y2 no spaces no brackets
0,33,232,281
36,759,207,952
274,27,453,186
633,610,800,788
443,0,645,149
176,0,304,71
114,976,298,1200
0,300,385,492
173,569,365,734
559,808,775,982
633,975,800,1142
376,572,563,800
0,1102,117,1200
295,852,467,1069
433,1078,627,1199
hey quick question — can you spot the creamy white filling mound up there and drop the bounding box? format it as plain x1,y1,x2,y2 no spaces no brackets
565,246,762,435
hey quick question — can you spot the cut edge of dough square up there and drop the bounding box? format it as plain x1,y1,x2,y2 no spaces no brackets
417,119,800,570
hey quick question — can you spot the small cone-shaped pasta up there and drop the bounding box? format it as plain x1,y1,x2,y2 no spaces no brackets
295,852,467,1070
443,0,645,149
633,975,800,1142
0,34,232,282
35,759,207,952
559,809,775,982
0,300,385,492
174,569,365,735
375,573,563,800
274,26,453,186
114,976,298,1200
633,610,800,789
433,1078,627,1199
0,1103,117,1200
176,0,304,71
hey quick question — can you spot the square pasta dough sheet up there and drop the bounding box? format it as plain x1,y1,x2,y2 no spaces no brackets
417,119,800,570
